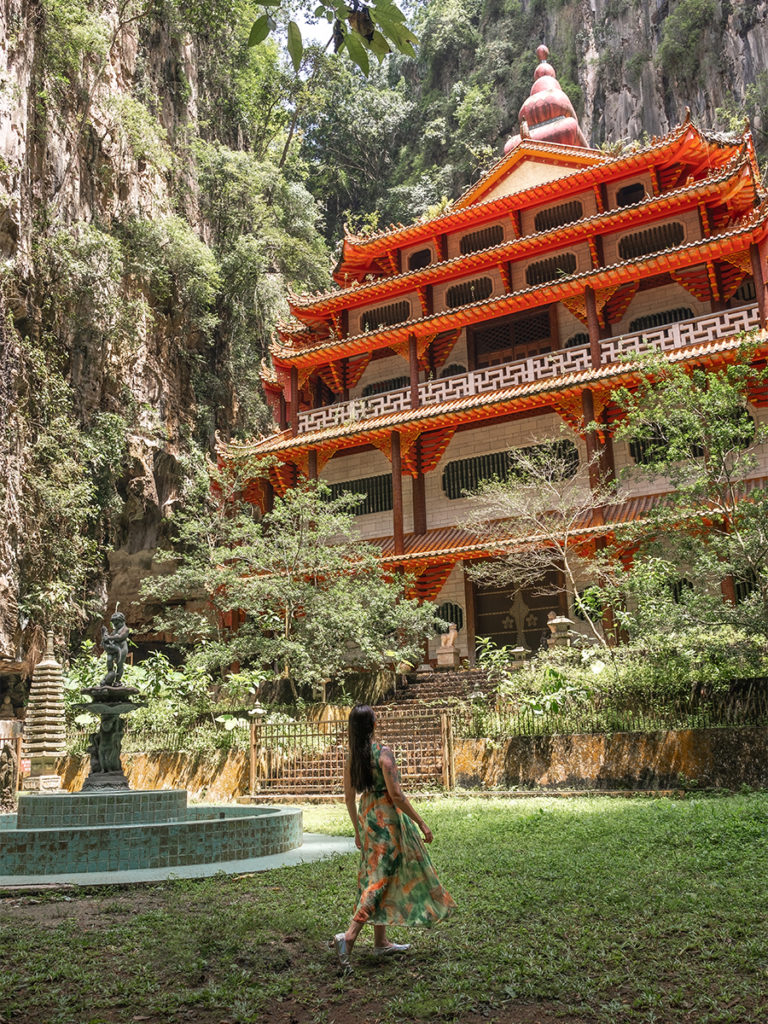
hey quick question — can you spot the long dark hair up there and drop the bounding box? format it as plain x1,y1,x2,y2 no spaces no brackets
348,704,375,793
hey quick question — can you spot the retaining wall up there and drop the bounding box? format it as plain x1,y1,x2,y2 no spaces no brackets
54,726,768,797
453,727,768,790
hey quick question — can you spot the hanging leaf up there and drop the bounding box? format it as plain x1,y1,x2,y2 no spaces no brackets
369,29,391,60
344,31,370,76
248,14,270,46
287,20,304,72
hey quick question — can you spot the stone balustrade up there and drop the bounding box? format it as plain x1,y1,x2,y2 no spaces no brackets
296,303,761,434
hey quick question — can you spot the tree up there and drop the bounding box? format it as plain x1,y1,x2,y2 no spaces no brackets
141,467,437,697
461,438,615,648
608,342,768,640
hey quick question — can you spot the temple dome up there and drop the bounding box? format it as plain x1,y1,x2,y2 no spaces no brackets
505,45,589,153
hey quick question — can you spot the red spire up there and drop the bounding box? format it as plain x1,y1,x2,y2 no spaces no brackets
505,45,589,154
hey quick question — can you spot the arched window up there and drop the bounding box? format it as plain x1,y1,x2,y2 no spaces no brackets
534,200,584,233
525,252,577,287
446,277,494,309
618,222,684,260
360,300,410,333
733,278,756,304
629,307,693,332
565,332,589,349
408,248,432,271
460,224,504,255
435,602,464,632
362,375,409,398
440,363,467,378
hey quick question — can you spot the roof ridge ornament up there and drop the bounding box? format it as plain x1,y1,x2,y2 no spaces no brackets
504,44,589,154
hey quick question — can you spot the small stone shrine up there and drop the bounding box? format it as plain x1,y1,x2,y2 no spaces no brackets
75,611,144,791
21,630,67,792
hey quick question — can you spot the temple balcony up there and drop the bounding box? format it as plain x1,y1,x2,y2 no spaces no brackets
295,303,761,435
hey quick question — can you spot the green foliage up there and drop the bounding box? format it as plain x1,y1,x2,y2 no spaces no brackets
41,0,111,96
14,333,129,634
247,0,418,77
141,473,438,696
106,95,175,174
657,0,721,87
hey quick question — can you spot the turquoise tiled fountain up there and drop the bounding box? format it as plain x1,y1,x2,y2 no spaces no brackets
0,789,308,884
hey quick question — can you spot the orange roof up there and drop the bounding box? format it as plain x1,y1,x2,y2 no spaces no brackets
334,120,749,282
273,203,768,369
292,151,758,325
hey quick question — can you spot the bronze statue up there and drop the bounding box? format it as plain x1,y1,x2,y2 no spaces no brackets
100,611,130,687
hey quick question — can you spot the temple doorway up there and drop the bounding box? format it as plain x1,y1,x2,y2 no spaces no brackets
472,569,565,653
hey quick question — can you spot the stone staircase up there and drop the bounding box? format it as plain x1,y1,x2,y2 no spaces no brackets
379,668,492,709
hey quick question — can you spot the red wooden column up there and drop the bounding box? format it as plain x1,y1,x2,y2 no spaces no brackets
581,387,601,492
289,366,299,435
412,437,427,535
391,431,404,555
585,286,602,369
409,335,420,409
751,241,767,328
307,449,318,481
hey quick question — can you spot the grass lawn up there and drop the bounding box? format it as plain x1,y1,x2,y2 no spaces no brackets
2,793,768,1024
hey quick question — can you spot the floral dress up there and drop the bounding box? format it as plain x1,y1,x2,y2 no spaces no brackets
352,741,456,926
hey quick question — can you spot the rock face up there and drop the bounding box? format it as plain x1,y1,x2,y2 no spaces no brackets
0,0,242,658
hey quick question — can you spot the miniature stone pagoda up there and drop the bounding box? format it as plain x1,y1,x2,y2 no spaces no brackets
21,631,67,792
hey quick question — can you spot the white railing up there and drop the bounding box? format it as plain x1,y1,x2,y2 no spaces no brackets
296,303,761,434
600,303,760,364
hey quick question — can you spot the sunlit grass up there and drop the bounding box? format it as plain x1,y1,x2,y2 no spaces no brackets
2,793,768,1023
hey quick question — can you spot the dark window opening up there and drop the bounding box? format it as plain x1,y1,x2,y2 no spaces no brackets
670,578,693,603
616,182,646,207
618,221,684,260
360,300,410,333
473,310,552,368
629,307,693,332
328,474,393,515
408,248,431,271
362,375,410,398
534,200,584,233
733,278,756,304
565,332,589,349
440,363,467,378
442,440,579,499
460,224,504,255
446,277,494,309
525,252,577,287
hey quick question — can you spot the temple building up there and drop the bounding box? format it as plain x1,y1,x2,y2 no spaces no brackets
222,46,768,662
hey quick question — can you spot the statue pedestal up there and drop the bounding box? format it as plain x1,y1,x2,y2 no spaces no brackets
81,769,130,792
436,648,460,670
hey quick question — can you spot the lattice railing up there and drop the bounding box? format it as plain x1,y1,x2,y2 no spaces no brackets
296,304,761,434
600,303,760,364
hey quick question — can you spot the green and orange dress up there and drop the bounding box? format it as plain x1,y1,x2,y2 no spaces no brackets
352,741,456,926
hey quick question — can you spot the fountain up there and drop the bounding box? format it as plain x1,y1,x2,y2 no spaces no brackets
0,619,351,887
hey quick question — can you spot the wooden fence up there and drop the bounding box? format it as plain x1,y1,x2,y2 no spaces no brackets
249,707,454,796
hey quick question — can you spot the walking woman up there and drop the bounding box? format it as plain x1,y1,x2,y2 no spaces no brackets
331,705,456,969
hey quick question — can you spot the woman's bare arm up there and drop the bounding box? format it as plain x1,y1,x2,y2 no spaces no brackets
344,758,362,849
379,745,433,843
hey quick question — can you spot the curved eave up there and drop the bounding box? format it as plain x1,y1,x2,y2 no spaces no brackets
333,121,744,279
291,153,758,323
226,331,768,462
272,205,768,370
